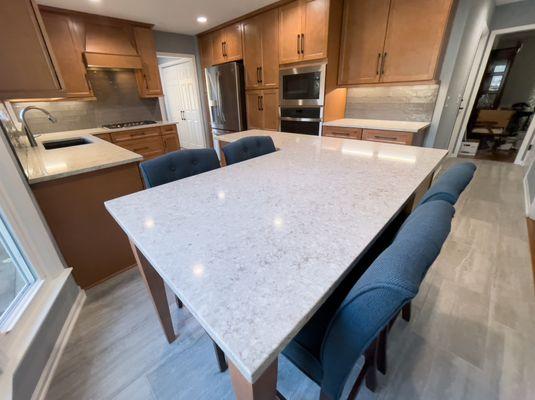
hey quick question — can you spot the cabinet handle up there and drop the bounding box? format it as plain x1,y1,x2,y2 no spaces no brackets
221,42,225,57
260,95,264,111
224,42,228,57
380,52,387,75
376,53,382,75
300,33,304,54
297,34,300,54
256,67,260,83
259,66,262,83
143,73,149,90
257,96,261,111
133,146,150,152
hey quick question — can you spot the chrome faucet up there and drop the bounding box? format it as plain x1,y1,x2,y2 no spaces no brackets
19,106,57,147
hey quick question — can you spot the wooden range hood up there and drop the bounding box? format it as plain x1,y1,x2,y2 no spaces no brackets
83,20,142,69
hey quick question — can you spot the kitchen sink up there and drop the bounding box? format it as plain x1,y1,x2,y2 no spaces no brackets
42,137,91,150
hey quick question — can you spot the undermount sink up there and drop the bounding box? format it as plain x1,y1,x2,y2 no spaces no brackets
42,137,91,150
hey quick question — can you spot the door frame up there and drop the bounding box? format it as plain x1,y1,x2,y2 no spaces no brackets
157,51,208,148
448,23,535,165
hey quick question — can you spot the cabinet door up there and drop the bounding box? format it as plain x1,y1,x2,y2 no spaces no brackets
243,16,263,89
199,34,212,69
134,27,163,97
41,11,93,99
381,0,454,83
162,133,180,152
338,0,390,85
223,23,243,62
0,0,64,100
246,90,263,130
261,89,279,131
211,29,226,65
301,0,329,62
260,9,279,88
279,1,302,64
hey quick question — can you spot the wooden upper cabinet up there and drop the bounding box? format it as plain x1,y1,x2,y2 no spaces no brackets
338,0,390,85
212,23,243,65
338,0,454,86
199,34,213,69
243,9,279,89
279,1,302,64
381,0,454,83
133,26,163,97
279,0,329,65
0,0,64,100
41,10,94,99
301,0,329,61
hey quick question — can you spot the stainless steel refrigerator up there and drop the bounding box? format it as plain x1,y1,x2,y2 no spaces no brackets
205,62,246,137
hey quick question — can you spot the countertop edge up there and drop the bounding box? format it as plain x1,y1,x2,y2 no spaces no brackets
323,119,431,133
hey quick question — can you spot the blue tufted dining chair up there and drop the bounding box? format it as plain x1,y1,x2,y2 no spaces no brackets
222,136,276,165
280,200,454,400
139,148,221,188
138,149,227,371
419,162,476,206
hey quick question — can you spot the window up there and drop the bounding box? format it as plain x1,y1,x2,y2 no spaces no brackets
0,211,37,329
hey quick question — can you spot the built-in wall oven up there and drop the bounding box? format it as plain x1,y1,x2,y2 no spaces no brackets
279,64,325,135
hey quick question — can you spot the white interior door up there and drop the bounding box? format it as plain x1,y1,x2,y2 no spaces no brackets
161,60,206,149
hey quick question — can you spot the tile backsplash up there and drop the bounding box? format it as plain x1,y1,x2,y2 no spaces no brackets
11,69,162,134
345,84,439,122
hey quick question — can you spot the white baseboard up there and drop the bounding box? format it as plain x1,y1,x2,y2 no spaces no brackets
31,289,86,400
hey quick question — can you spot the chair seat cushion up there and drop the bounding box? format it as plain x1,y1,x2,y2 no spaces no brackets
419,162,476,205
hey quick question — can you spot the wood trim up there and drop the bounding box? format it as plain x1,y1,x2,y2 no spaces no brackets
83,52,142,69
197,0,295,37
337,79,440,88
526,217,535,294
37,5,154,28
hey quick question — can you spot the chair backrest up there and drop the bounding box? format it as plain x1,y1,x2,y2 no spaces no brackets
319,200,454,400
222,136,276,166
419,162,476,206
139,148,220,188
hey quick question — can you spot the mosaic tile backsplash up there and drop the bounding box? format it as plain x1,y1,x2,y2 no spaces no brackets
345,84,439,122
11,69,162,134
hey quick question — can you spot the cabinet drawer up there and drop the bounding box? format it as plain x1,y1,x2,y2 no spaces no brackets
362,129,413,145
322,126,362,140
111,127,161,143
160,124,178,135
117,136,164,158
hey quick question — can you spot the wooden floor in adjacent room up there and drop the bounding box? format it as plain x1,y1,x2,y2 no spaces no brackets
45,158,535,400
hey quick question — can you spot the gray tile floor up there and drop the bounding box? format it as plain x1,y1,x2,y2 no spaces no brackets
46,158,535,400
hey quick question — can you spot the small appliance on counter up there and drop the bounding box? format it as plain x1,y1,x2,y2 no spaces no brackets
205,62,246,157
279,63,325,136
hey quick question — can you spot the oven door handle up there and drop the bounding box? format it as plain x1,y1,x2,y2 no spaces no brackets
280,117,322,122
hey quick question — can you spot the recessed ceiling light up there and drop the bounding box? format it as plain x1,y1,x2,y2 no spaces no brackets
197,16,207,23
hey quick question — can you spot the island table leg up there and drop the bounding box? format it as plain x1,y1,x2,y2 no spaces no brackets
129,240,177,343
229,358,281,400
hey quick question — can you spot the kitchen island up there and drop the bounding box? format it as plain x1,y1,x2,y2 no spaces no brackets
105,129,447,399
18,130,144,288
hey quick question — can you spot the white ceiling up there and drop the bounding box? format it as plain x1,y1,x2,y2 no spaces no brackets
36,0,276,35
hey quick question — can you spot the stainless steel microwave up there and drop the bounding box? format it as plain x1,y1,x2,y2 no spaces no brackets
280,64,326,107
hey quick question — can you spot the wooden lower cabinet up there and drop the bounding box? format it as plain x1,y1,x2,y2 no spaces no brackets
322,126,362,139
162,133,180,152
246,89,279,131
31,162,144,288
108,124,180,160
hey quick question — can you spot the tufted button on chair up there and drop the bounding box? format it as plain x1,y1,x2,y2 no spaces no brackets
138,148,227,372
280,200,454,400
222,136,276,166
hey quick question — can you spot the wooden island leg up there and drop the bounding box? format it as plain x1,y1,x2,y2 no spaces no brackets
229,358,281,400
130,240,177,343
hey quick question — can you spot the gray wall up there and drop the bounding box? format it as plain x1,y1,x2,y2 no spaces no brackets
492,0,535,30
345,84,439,122
426,0,495,148
12,70,162,134
501,36,535,107
13,275,79,400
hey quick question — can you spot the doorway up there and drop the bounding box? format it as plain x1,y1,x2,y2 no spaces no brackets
157,53,207,149
449,24,535,164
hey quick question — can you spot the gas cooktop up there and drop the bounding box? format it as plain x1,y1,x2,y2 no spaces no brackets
102,120,157,129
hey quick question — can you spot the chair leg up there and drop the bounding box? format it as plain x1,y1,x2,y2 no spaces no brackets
364,340,378,392
212,340,228,372
175,295,183,309
377,328,387,375
402,302,412,322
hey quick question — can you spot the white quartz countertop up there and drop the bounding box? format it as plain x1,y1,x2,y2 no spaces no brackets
18,131,143,185
105,130,447,382
323,118,430,133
